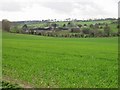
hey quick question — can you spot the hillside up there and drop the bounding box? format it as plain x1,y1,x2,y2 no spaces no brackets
10,19,118,38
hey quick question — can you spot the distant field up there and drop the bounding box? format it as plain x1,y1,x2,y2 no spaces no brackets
2,32,118,88
17,20,117,33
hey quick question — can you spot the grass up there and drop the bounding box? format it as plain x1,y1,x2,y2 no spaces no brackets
2,32,118,88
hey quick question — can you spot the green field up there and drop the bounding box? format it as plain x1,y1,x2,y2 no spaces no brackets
2,32,118,88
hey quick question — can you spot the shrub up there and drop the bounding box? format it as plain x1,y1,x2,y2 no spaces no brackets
82,27,90,34
77,24,82,28
10,26,20,33
89,24,94,28
84,24,87,26
104,24,111,36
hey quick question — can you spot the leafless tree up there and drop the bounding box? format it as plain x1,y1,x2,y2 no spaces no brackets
2,19,11,32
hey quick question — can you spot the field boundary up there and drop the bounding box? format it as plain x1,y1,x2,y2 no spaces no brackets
2,76,33,88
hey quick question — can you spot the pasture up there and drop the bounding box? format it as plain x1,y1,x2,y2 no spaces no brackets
2,32,118,88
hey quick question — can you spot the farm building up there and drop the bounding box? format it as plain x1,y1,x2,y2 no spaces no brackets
22,27,53,34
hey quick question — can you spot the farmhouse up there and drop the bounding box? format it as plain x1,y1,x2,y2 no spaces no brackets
23,27,53,34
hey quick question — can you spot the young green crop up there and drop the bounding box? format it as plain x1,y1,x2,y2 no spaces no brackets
2,32,118,88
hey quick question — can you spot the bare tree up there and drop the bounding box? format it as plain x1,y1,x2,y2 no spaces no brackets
2,19,11,32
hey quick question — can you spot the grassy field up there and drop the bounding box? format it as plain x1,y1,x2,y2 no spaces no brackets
2,32,118,88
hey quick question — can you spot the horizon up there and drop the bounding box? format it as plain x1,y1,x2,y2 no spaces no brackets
1,17,118,22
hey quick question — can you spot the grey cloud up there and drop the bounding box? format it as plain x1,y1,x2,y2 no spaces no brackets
0,1,22,12
0,1,33,12
40,2,75,14
0,0,117,20
74,2,109,15
40,1,110,16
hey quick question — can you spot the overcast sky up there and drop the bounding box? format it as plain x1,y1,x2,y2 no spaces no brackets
0,0,119,21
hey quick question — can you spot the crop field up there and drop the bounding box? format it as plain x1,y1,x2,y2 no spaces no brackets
2,32,118,88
